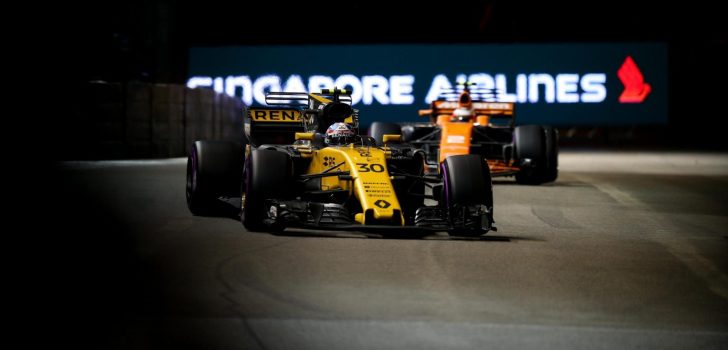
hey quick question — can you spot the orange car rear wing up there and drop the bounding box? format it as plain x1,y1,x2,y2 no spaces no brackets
419,101,514,115
472,102,515,116
419,101,515,126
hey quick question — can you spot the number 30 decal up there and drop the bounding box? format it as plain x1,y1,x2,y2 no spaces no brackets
357,163,385,172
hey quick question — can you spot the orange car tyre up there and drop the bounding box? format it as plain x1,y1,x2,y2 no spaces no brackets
514,125,557,185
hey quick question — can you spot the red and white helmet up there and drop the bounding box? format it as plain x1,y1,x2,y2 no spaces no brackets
325,122,355,145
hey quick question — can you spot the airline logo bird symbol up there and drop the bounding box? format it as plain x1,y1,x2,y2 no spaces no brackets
618,56,651,103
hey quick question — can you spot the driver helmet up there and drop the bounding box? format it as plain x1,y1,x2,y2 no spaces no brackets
325,122,355,145
451,108,473,122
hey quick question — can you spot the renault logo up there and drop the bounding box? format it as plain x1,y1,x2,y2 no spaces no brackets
374,199,391,209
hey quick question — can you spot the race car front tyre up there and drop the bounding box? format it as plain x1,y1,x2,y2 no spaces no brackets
442,154,494,236
369,121,402,146
514,125,558,185
186,140,244,216
242,149,293,231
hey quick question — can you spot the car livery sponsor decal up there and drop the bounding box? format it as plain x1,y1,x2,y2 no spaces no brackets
190,43,666,125
249,109,302,122
617,56,651,103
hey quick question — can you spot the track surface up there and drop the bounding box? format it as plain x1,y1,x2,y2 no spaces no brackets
55,151,728,349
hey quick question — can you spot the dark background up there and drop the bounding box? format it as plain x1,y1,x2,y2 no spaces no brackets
28,2,727,349
188,43,669,126
54,0,727,149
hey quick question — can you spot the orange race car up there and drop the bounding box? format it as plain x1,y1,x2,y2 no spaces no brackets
369,82,558,184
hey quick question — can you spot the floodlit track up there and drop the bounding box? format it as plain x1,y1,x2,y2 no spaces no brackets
55,151,728,349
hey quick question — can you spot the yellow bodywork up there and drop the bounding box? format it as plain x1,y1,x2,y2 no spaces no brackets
307,145,404,226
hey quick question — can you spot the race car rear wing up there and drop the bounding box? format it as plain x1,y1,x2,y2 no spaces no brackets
246,89,355,146
265,90,353,107
436,87,502,102
264,92,309,106
418,101,515,126
246,106,305,146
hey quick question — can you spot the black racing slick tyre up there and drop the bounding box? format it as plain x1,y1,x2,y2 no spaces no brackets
542,126,559,183
514,125,558,185
369,122,402,146
186,141,244,216
443,155,493,209
241,149,293,231
442,154,494,235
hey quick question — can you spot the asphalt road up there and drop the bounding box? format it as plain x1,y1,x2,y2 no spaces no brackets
51,151,728,349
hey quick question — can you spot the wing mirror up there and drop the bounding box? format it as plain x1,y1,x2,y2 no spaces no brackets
295,132,315,141
382,134,402,144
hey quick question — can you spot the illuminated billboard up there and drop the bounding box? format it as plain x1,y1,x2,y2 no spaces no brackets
188,43,667,126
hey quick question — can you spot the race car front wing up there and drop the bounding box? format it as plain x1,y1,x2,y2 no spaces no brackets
261,199,494,233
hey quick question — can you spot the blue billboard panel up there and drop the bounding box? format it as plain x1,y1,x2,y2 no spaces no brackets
188,43,667,126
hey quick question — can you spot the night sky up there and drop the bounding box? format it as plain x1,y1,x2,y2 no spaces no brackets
45,0,727,147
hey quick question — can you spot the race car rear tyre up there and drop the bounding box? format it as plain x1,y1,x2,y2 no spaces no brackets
242,149,293,231
369,122,402,146
542,126,559,183
186,141,244,216
443,154,494,236
514,125,557,185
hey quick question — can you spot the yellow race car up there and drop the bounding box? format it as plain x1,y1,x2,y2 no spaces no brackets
186,89,495,235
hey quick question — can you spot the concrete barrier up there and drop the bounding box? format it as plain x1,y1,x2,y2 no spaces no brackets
66,81,244,159
152,84,185,158
125,83,153,158
66,82,684,160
